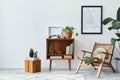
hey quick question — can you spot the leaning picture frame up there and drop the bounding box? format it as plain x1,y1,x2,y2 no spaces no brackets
81,6,103,34
48,27,61,38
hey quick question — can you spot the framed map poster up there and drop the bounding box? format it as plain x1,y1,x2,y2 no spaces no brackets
81,6,103,34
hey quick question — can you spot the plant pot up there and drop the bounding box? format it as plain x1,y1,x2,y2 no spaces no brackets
65,32,72,38
116,59,120,73
50,49,55,54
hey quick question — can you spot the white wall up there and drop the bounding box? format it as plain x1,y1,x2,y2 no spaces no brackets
0,0,120,69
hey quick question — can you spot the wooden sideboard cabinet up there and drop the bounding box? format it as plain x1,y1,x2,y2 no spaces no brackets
46,38,74,71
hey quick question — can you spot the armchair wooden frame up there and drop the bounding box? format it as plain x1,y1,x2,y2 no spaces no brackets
76,42,115,78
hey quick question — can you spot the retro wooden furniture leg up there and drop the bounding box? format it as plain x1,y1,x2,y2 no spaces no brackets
49,59,72,71
49,59,52,71
68,59,71,71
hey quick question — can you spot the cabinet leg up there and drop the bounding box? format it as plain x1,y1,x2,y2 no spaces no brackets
68,60,71,71
49,60,52,71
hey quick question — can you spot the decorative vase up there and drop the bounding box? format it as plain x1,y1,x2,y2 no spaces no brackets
65,32,72,38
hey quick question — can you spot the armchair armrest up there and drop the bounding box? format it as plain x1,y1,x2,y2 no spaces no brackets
102,52,112,55
81,50,93,54
80,50,92,58
78,50,93,59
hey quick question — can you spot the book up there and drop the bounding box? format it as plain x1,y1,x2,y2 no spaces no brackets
66,43,73,54
69,43,73,54
50,56,62,58
66,46,70,54
64,55,72,59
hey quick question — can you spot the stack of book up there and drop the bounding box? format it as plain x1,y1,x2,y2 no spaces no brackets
66,43,73,54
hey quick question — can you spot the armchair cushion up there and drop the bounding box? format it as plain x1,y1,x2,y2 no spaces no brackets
93,48,107,59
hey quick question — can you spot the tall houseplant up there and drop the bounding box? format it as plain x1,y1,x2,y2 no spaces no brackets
102,7,120,59
103,7,120,72
62,26,78,38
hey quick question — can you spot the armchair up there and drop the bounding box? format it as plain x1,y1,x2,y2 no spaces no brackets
76,42,115,78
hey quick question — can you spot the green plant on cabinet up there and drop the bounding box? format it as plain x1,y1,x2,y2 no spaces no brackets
61,26,78,38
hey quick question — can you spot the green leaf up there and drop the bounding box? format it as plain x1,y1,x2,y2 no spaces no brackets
109,21,120,30
111,38,116,45
65,26,74,33
34,51,38,54
115,33,120,37
111,38,120,45
108,26,113,31
84,56,98,65
102,18,114,25
49,45,54,50
117,7,120,21
107,21,120,31
30,48,34,53
75,32,78,36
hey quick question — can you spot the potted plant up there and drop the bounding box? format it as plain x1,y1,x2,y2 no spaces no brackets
49,45,55,54
62,26,78,38
102,7,120,72
29,48,38,58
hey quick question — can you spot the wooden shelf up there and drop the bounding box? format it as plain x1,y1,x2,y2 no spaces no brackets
48,54,72,56
47,58,73,60
46,38,74,59
46,38,74,40
46,38,74,71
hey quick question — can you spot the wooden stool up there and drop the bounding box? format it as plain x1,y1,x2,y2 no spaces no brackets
25,59,41,73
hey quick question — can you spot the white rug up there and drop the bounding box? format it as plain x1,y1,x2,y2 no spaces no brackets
0,73,85,80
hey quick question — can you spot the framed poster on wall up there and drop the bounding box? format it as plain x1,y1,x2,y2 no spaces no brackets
81,6,103,34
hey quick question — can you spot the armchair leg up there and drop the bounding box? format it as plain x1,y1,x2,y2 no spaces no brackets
97,63,103,78
110,64,115,72
76,60,83,73
97,54,106,78
91,63,97,70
